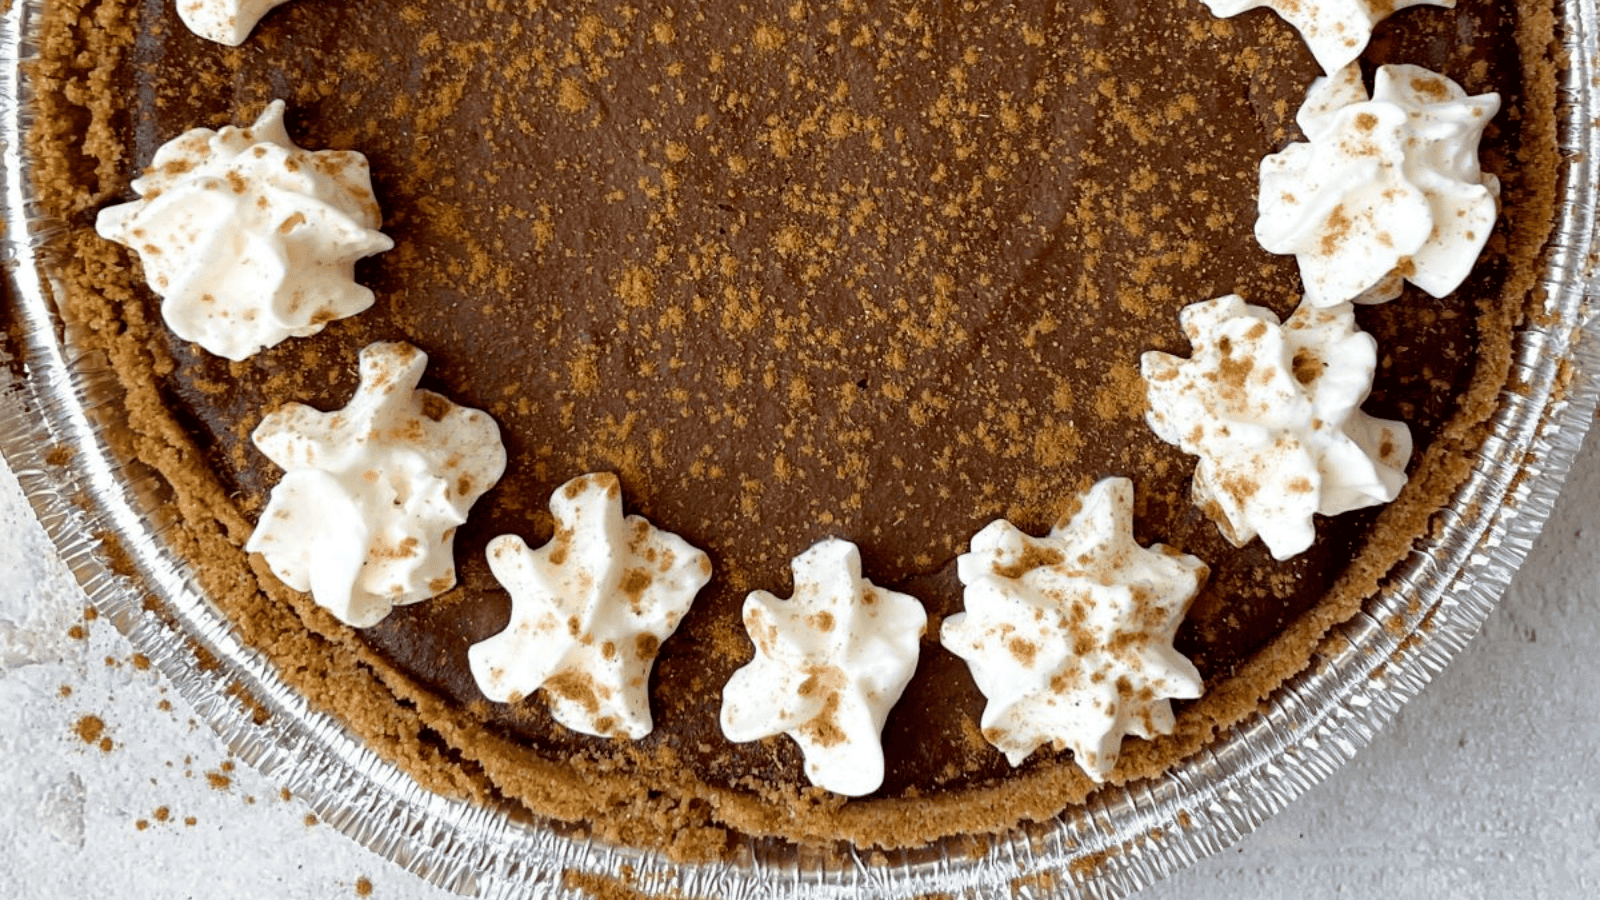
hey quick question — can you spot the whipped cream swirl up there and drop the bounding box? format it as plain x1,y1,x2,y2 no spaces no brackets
468,473,712,740
1200,0,1451,74
1257,64,1500,307
942,478,1207,782
1141,295,1412,560
721,539,926,797
96,100,393,361
246,342,506,627
177,0,297,46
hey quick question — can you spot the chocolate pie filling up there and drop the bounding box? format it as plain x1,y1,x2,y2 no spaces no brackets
29,0,1558,851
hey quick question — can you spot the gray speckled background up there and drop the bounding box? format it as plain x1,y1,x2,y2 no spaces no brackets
2,422,1597,899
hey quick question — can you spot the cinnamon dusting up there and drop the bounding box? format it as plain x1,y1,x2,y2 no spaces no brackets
24,0,1563,858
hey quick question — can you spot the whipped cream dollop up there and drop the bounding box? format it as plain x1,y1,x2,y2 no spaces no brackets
1200,0,1451,74
177,0,297,46
246,342,506,627
96,100,393,361
941,478,1207,782
720,538,926,797
467,473,712,740
1257,64,1500,307
1141,295,1412,560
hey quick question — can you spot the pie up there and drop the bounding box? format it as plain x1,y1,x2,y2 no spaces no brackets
26,0,1561,857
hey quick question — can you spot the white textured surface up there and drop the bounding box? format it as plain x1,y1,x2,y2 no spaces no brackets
2,424,1598,898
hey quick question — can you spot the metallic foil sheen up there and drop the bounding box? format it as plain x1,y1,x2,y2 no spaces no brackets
3,1,1597,896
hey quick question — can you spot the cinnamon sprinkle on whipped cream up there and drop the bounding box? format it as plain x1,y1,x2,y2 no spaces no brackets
177,0,298,46
722,538,926,797
1257,64,1500,307
1141,296,1412,560
942,478,1207,782
469,473,712,740
247,342,506,627
95,100,392,361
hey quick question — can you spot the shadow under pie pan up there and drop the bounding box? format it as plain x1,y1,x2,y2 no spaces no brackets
4,0,1600,896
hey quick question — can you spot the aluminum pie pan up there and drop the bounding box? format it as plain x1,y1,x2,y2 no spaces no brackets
2,1,1597,896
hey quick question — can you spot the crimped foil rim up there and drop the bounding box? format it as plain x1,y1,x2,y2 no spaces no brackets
3,1,1597,897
